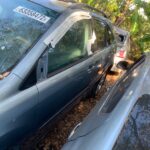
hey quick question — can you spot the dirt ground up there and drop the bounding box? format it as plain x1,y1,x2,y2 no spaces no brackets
20,72,120,150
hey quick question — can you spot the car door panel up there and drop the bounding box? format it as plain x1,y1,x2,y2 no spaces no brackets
0,86,38,148
87,52,103,82
89,18,115,82
36,59,91,125
36,20,92,126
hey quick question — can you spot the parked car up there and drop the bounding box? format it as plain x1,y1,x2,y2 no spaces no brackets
62,54,150,150
0,0,116,148
111,26,130,71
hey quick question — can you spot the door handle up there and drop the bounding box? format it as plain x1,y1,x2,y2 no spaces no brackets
88,65,95,73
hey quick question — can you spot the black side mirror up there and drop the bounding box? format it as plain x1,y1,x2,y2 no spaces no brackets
117,61,129,70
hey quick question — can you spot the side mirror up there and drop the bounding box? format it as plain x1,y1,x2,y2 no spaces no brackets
116,61,129,70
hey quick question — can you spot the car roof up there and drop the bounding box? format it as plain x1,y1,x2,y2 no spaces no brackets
30,0,108,18
30,0,76,12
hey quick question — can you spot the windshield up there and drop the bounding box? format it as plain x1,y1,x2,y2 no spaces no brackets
0,0,60,75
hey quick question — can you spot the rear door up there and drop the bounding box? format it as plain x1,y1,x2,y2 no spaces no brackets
88,18,115,83
36,19,92,125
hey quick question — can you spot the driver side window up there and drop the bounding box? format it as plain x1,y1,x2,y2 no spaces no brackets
47,20,91,75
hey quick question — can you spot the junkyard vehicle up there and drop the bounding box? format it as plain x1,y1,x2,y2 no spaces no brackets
112,26,130,71
62,54,150,150
0,0,116,148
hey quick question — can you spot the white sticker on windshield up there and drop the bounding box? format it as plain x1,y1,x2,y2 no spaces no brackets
14,6,50,24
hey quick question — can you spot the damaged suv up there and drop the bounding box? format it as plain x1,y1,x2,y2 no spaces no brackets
0,0,116,148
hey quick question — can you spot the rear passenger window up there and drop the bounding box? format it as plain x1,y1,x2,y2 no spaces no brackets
91,19,107,52
47,20,90,74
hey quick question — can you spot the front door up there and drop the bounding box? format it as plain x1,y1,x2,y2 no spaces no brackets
36,19,92,125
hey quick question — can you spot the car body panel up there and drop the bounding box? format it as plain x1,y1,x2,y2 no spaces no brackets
0,84,38,148
62,54,150,150
0,74,23,100
36,57,91,125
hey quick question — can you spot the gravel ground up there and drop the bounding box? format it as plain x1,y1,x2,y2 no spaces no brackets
20,73,119,150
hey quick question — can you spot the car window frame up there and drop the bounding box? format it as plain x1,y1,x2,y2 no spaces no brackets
91,16,113,54
33,18,92,81
91,17,107,53
47,19,92,78
19,11,91,87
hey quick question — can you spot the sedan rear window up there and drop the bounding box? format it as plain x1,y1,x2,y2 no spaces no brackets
0,0,60,74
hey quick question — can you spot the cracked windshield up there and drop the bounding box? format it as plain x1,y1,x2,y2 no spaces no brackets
0,0,59,74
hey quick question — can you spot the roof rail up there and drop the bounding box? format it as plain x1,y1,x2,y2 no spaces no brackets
70,3,108,18
58,0,76,3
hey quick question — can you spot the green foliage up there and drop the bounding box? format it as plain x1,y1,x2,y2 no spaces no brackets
76,0,150,60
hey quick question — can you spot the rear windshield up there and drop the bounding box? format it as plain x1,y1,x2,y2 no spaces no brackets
0,0,60,74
